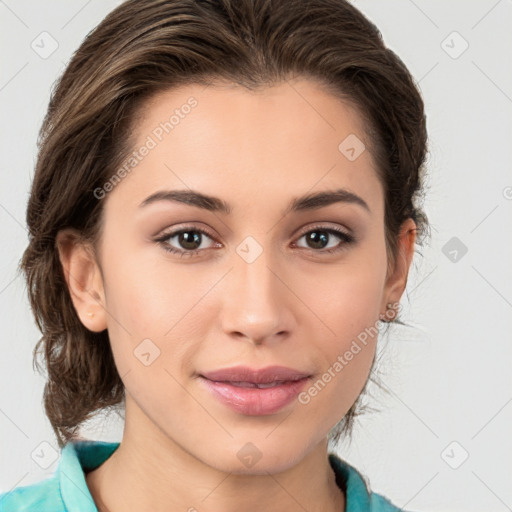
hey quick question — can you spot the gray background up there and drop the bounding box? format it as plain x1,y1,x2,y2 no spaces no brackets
1,1,511,511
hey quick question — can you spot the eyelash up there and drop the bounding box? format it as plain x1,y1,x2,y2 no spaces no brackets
154,224,355,258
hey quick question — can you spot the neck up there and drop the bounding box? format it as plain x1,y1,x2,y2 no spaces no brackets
86,400,345,512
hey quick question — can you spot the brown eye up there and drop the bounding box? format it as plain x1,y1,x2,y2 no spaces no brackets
295,226,355,254
174,231,203,250
155,226,218,257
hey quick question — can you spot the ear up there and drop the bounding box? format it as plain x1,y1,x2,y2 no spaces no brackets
56,229,108,333
380,218,417,320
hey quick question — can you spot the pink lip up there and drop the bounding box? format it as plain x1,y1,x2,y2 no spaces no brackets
201,365,310,384
199,365,312,415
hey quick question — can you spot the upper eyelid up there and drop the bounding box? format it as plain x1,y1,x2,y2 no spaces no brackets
156,224,216,241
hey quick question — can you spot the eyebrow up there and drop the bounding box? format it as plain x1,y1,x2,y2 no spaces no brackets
139,188,370,215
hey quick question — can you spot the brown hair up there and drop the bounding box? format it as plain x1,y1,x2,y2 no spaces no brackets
20,0,428,449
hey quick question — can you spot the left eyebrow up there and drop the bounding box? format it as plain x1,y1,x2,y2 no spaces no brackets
138,187,371,215
284,188,371,215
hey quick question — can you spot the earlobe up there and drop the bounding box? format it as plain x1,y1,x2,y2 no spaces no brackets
380,218,417,318
56,229,108,333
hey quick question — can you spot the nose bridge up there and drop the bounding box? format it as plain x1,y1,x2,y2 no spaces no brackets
220,236,292,343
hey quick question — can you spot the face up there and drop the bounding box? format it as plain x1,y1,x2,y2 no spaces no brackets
68,78,411,474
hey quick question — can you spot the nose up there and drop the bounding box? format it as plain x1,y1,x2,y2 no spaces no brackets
219,244,296,346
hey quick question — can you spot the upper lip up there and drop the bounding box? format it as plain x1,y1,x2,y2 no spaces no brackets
200,365,311,384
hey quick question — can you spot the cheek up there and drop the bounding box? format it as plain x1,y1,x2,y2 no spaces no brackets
294,248,387,412
297,286,381,424
101,234,201,334
300,250,387,344
99,241,216,383
318,277,382,390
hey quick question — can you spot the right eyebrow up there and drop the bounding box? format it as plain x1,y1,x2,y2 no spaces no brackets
139,189,231,214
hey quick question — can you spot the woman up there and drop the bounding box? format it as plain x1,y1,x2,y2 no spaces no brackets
0,0,428,510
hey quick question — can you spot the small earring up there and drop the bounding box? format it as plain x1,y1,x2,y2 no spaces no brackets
87,311,94,317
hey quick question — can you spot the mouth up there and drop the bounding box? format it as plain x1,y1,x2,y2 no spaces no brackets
198,365,312,415
221,380,296,389
200,365,311,384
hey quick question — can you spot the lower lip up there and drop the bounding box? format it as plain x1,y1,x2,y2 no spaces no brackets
199,376,310,415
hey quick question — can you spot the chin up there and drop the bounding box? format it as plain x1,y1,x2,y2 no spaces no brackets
196,432,318,476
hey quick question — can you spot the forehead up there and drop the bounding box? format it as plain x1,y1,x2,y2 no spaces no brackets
103,78,383,218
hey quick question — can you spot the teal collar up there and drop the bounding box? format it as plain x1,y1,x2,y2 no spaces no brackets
329,452,372,511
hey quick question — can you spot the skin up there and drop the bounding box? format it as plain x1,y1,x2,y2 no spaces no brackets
57,77,416,512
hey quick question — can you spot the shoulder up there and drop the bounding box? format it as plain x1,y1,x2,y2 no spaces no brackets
0,439,119,512
0,475,65,512
368,491,409,511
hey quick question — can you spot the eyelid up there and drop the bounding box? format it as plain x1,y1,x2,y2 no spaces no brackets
294,222,352,238
154,221,355,256
155,222,215,239
154,224,219,248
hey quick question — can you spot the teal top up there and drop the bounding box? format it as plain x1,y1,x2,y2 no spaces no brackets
0,440,410,511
